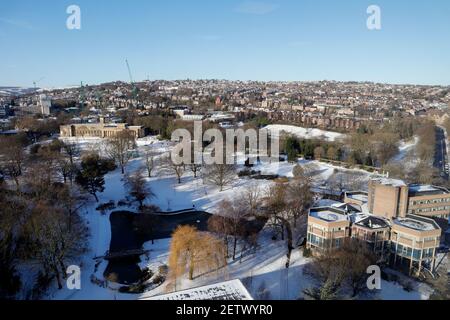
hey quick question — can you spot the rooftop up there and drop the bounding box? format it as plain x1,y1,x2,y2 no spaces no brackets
345,191,368,203
139,279,253,301
309,207,349,223
393,215,440,232
408,184,449,197
355,216,390,229
371,177,407,188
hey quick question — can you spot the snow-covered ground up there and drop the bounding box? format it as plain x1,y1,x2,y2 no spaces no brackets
264,124,346,142
47,135,432,300
390,136,419,166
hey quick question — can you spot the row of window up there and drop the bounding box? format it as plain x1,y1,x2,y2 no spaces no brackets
410,206,450,214
307,233,341,248
410,198,450,205
391,243,434,260
308,232,437,259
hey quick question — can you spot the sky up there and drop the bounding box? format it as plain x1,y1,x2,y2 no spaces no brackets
0,0,449,88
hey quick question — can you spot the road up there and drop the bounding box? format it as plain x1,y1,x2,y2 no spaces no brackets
434,126,449,180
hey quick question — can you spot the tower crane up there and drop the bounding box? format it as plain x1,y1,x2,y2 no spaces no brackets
125,59,139,104
33,77,45,90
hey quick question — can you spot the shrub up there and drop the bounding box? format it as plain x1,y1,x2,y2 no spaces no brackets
303,248,312,258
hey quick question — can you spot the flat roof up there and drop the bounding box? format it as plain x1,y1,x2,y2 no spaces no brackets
408,184,449,197
345,191,368,203
139,279,253,300
309,207,349,222
393,215,440,232
371,178,407,188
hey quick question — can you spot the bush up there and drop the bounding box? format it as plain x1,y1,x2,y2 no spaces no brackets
152,274,165,285
238,169,252,177
96,201,116,212
303,248,312,258
403,281,414,292
158,265,169,276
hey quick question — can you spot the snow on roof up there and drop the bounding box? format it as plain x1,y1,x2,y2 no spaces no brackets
355,216,390,229
139,279,253,300
309,207,348,222
408,184,449,196
314,199,341,207
345,191,368,203
372,177,406,187
393,217,438,232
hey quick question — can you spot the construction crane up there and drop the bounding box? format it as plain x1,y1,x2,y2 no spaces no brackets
125,59,139,104
79,81,86,109
33,77,45,90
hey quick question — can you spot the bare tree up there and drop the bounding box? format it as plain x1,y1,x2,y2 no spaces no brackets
61,140,80,166
303,239,376,299
263,182,295,267
189,163,202,178
204,163,236,191
0,136,26,190
287,178,313,227
144,150,157,178
215,199,247,260
125,168,154,208
164,155,185,184
241,183,262,217
25,202,89,290
106,130,136,174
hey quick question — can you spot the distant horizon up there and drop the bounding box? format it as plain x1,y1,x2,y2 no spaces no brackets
2,76,450,90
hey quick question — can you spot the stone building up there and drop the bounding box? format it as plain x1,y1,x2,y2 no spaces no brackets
60,118,145,139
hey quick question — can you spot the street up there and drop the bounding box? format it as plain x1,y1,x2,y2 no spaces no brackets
434,127,449,180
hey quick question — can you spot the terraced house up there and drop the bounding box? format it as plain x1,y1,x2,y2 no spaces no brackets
306,178,445,276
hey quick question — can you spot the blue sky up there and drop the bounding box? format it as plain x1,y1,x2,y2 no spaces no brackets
1,0,449,87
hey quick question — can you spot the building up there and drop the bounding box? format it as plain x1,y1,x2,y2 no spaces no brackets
368,179,450,219
306,207,351,252
0,105,11,118
39,94,52,116
390,215,441,275
368,178,409,219
407,185,450,219
351,216,391,255
181,114,205,121
306,178,444,276
60,118,145,138
139,279,253,300
344,191,368,207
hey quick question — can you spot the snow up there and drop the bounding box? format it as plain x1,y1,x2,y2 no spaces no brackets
394,218,437,232
310,208,348,222
44,135,433,300
392,137,419,162
140,279,253,300
372,177,407,188
264,124,346,142
377,280,432,300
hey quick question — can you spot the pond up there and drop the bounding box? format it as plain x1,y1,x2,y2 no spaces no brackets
104,210,212,285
